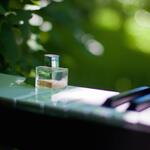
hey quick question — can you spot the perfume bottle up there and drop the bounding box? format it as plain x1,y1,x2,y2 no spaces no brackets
35,54,68,89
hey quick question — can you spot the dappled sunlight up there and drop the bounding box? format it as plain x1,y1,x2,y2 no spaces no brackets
85,39,104,56
19,20,24,25
4,11,16,16
117,0,144,7
51,87,118,105
24,4,41,10
40,21,53,32
75,31,104,56
125,12,150,54
29,13,43,26
27,33,44,51
24,0,50,10
92,8,122,31
53,0,64,2
2,0,150,92
135,9,150,28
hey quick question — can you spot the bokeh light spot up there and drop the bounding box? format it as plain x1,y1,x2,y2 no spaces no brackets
135,9,150,28
29,13,43,26
53,0,64,2
125,12,150,54
86,39,104,56
92,8,121,31
27,34,44,51
40,21,53,32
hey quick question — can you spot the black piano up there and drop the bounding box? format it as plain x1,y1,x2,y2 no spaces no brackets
0,73,150,150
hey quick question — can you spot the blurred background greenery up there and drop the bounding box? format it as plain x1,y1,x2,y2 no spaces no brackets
0,0,150,92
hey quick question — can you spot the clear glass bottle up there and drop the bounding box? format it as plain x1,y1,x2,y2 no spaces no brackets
35,54,68,89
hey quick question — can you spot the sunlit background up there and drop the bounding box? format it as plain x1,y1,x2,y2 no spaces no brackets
0,0,150,92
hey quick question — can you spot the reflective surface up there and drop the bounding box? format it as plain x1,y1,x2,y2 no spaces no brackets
1,73,150,133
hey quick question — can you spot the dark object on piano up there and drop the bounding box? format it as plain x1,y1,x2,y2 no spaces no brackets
103,86,150,107
127,94,150,112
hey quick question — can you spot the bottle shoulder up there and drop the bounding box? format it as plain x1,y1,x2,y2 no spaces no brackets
36,66,68,72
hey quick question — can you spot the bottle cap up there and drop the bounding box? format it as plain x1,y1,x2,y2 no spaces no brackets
45,54,59,68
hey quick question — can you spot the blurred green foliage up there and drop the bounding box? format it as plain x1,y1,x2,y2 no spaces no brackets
0,0,150,91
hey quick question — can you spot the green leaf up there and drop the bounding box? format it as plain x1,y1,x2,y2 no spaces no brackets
6,10,32,41
0,5,6,15
0,23,20,64
16,10,32,21
6,13,19,26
